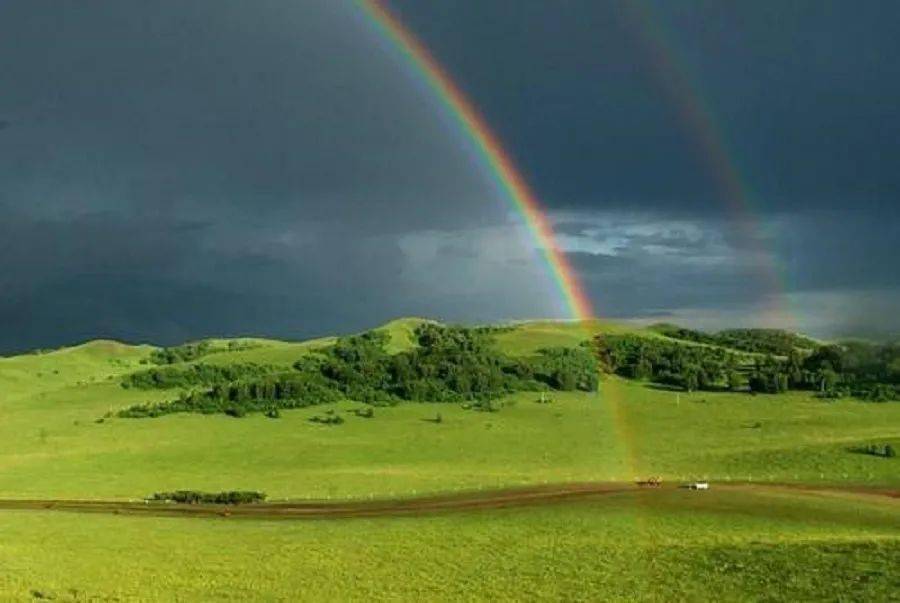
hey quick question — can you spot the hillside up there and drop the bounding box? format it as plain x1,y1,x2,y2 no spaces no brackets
0,318,897,600
0,318,897,499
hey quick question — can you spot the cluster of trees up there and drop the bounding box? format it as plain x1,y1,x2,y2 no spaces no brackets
315,324,597,403
119,324,598,418
148,490,266,504
122,363,278,390
746,355,793,393
147,340,260,365
743,343,900,400
117,375,341,418
593,334,742,392
652,324,818,356
149,342,214,365
600,329,899,401
529,347,599,391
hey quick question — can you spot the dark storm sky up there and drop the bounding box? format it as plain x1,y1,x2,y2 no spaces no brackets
1,0,898,351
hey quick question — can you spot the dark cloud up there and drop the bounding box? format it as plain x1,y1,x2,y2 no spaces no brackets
0,0,898,350
384,0,900,214
0,0,501,231
559,214,767,317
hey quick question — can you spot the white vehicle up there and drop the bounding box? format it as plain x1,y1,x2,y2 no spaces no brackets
687,481,709,490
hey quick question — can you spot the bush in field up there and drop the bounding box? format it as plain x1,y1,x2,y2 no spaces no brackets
310,412,344,425
854,444,897,458
354,407,374,418
149,490,266,504
224,406,246,418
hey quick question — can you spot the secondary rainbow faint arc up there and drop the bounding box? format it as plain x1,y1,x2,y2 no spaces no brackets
358,0,595,322
620,0,790,327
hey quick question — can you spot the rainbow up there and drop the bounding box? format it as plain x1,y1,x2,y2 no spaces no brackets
357,0,595,323
619,1,791,327
358,1,642,486
357,0,791,333
354,0,801,483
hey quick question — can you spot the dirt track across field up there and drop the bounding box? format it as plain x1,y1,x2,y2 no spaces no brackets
0,482,895,520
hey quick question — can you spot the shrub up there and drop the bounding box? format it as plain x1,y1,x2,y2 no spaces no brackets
309,413,344,425
149,490,266,504
854,444,897,458
354,407,374,418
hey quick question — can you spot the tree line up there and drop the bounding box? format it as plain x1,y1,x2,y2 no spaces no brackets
595,332,899,400
651,324,819,356
118,374,341,418
594,334,742,392
118,324,597,418
122,362,278,390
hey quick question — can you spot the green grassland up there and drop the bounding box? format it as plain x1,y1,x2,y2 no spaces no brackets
1,321,896,499
1,488,897,601
0,319,898,600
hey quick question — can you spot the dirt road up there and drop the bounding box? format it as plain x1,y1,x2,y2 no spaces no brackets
0,482,894,520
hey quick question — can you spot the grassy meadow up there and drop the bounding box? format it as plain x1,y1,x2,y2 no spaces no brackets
1,488,897,601
0,319,898,600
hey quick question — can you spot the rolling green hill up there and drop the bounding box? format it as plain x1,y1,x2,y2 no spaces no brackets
0,318,897,600
1,318,897,499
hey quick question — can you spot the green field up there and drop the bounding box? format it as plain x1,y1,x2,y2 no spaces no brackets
1,488,897,601
0,320,898,600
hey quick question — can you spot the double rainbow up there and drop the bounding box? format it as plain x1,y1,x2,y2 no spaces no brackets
357,0,788,330
358,0,595,323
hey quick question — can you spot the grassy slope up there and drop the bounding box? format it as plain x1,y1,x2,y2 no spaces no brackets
0,340,153,400
1,320,899,600
0,320,897,499
376,317,433,353
1,488,896,601
493,319,643,356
